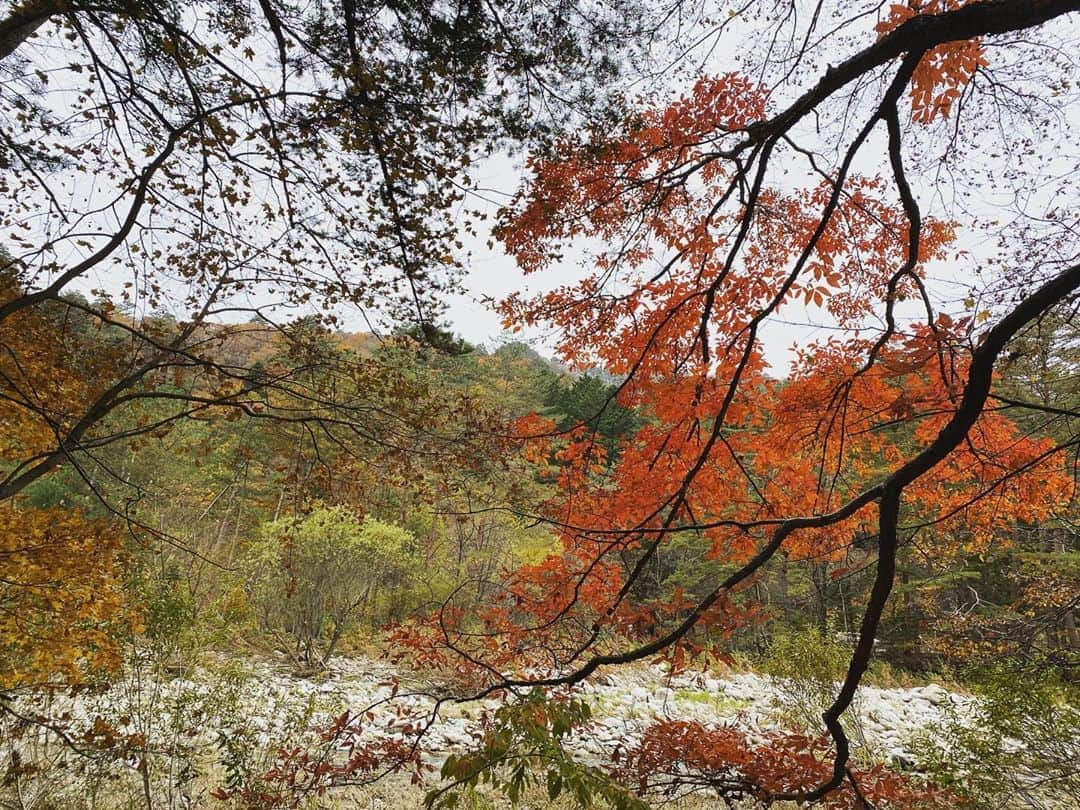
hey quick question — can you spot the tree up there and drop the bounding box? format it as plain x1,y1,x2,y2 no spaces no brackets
5,1,1080,805
0,0,691,515
393,1,1080,805
545,373,639,459
0,1,690,701
0,504,130,690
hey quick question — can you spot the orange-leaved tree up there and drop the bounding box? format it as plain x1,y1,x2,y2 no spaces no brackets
0,268,135,691
389,1,1080,806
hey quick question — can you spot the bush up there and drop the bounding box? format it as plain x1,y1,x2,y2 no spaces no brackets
247,506,418,668
759,626,871,755
913,665,1080,805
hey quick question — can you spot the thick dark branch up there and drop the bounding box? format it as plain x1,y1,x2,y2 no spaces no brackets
790,259,1080,802
745,0,1080,145
466,484,884,700
892,263,1080,491
461,262,1080,803
0,0,59,61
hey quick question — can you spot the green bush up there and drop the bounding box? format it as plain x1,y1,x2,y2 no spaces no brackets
247,506,418,668
758,626,874,757
427,691,646,810
913,665,1080,805
760,627,850,729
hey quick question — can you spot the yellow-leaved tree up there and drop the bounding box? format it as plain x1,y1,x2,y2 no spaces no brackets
0,505,131,690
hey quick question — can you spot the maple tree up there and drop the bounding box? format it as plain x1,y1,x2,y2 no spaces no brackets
386,1,1080,805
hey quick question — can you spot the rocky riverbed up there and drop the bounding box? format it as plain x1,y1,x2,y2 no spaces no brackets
2,654,972,807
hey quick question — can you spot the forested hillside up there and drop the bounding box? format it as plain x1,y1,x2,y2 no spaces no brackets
3,284,1078,807
2,1,1079,808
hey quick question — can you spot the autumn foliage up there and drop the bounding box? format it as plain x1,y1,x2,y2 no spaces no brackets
391,3,1079,804
2,0,1079,807
614,720,955,807
876,2,989,124
0,504,129,689
403,52,1070,679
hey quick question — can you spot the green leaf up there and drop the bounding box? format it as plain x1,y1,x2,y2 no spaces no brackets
547,771,563,800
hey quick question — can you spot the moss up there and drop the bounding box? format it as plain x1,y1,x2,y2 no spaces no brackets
673,689,750,713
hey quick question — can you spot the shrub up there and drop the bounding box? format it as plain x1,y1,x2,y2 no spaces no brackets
913,665,1080,805
759,626,871,755
247,506,418,668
